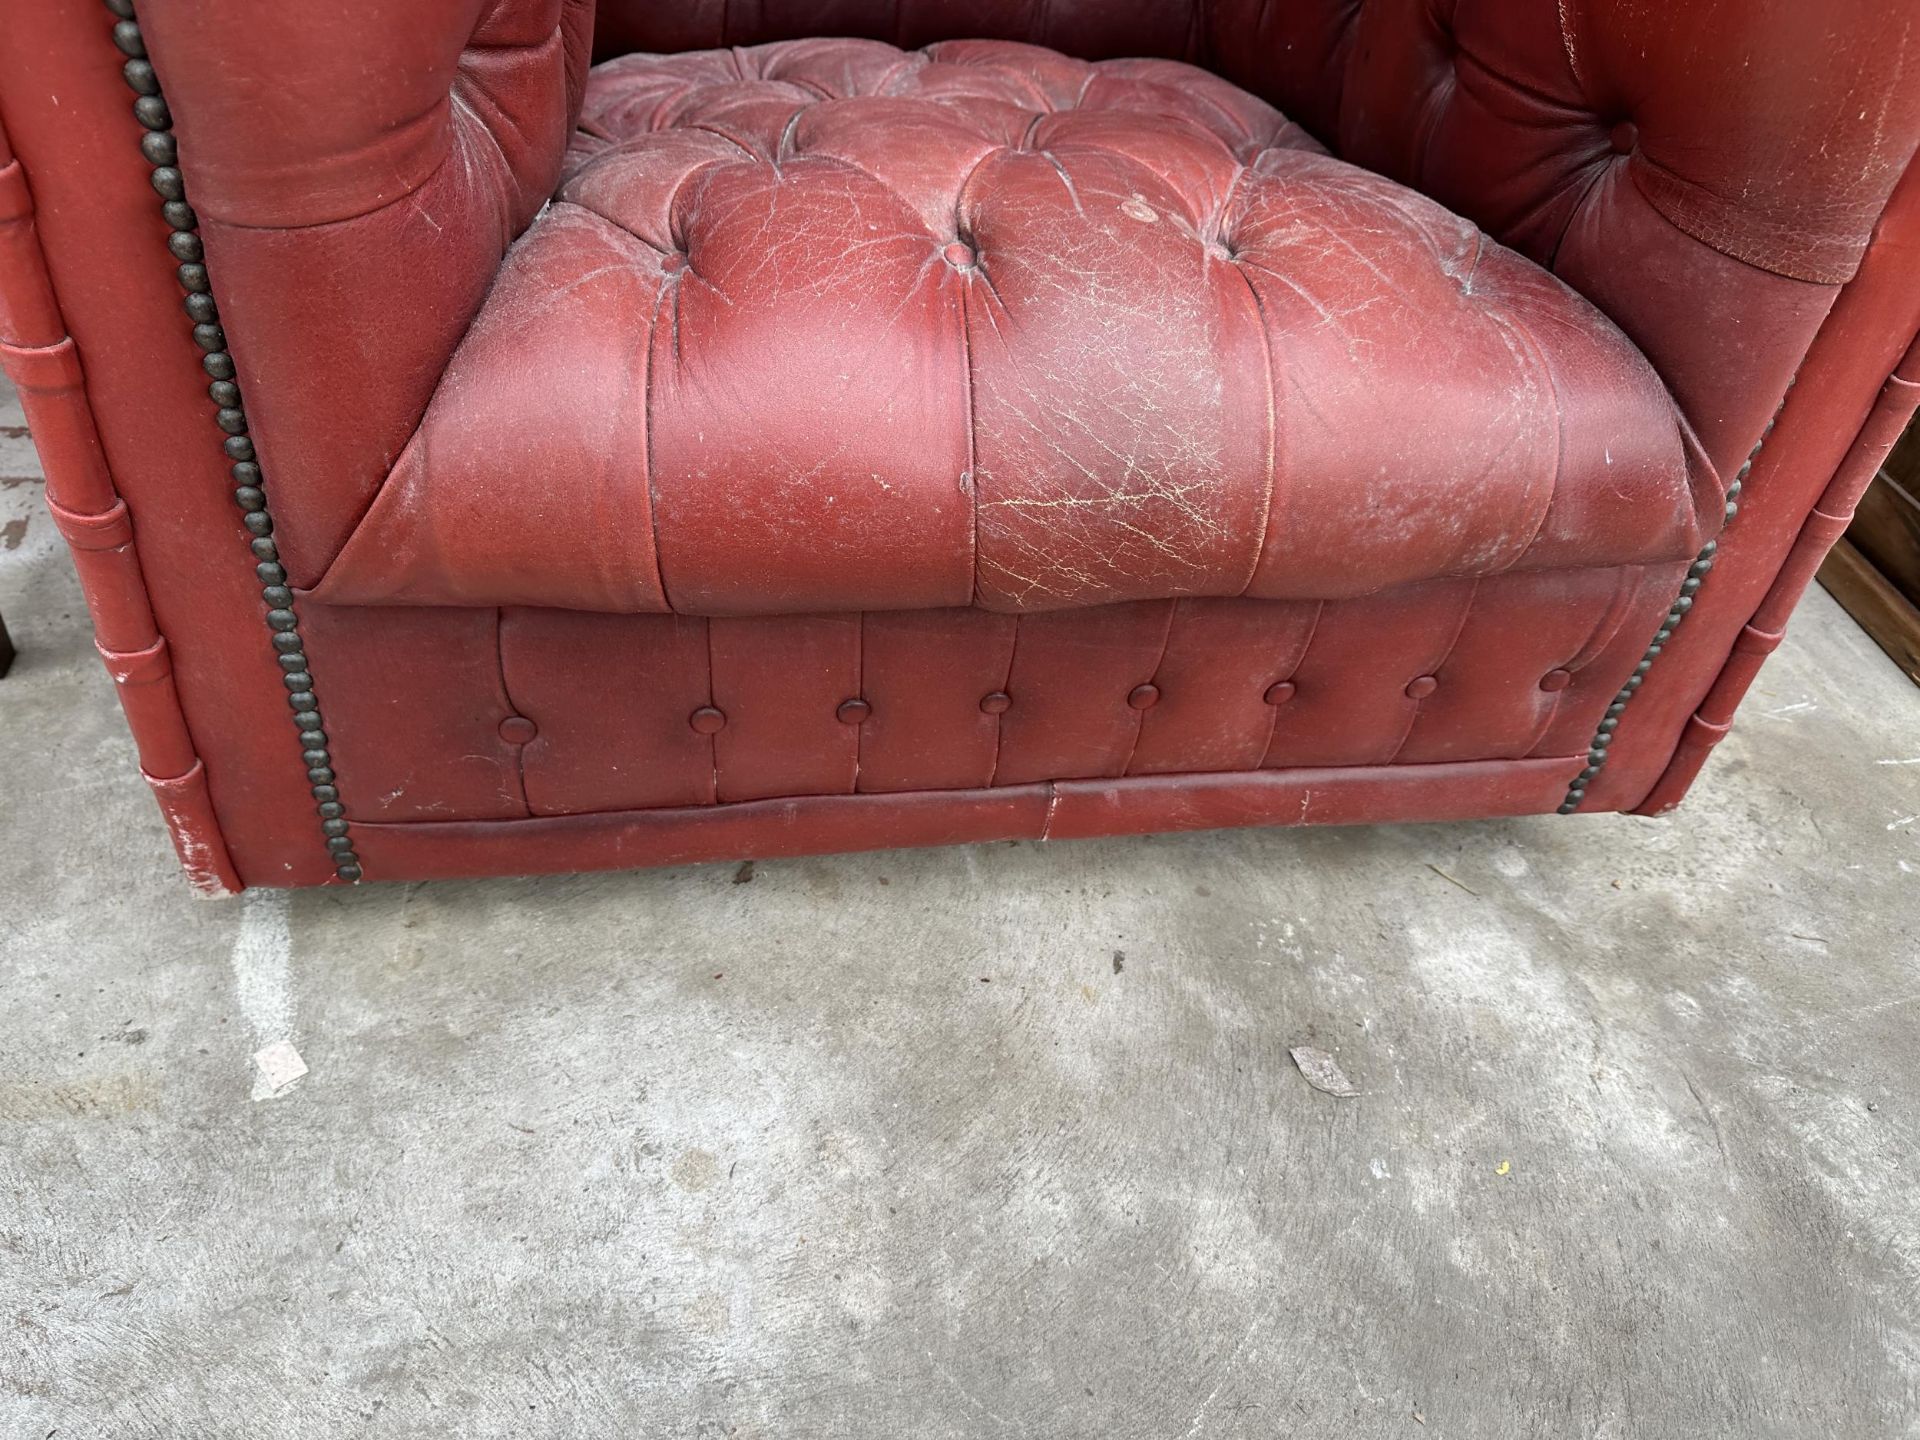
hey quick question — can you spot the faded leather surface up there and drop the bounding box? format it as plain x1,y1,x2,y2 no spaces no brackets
593,0,1918,286
298,564,1680,822
316,41,1713,615
135,0,598,580
131,0,1920,592
587,0,1919,508
2,0,1915,889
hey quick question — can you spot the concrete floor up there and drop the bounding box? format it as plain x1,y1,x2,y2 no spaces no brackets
3,374,1919,1440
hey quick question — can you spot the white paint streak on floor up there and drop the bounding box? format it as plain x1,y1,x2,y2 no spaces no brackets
229,887,302,1099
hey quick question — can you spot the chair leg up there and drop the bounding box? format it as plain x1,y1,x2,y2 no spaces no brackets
0,607,13,678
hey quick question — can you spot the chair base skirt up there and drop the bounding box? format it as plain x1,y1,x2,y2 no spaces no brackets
342,757,1585,885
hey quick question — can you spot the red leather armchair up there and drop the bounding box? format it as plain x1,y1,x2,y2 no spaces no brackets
2,0,1916,892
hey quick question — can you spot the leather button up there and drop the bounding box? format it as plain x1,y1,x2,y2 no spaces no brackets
689,705,727,735
979,691,1012,715
1405,675,1439,700
943,241,976,269
498,714,537,745
1539,668,1574,693
1127,683,1161,710
837,698,872,725
1263,680,1297,706
1609,121,1638,155
662,252,688,274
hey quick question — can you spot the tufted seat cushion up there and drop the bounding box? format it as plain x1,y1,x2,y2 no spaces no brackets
314,38,1722,617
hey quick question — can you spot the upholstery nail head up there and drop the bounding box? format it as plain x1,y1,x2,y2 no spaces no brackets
110,14,357,878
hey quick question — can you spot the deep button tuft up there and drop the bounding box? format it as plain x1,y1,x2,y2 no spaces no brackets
1539,668,1574,693
498,714,538,745
837,697,872,725
689,705,727,735
313,35,1724,634
1405,675,1439,700
1263,680,1297,706
979,690,1012,715
1127,683,1161,711
1608,121,1639,155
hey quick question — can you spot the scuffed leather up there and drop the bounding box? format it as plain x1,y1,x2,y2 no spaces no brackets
589,0,1920,485
6,0,1917,890
137,0,597,580
145,0,1920,590
316,39,1712,616
300,562,1682,821
595,0,1920,287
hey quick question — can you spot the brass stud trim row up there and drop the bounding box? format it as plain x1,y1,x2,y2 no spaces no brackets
104,0,359,881
1558,384,1794,816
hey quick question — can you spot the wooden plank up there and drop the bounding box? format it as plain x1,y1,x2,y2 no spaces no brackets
1884,411,1920,492
1819,537,1920,688
1850,471,1920,604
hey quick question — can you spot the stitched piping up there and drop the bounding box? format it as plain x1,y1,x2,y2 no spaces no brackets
104,0,361,881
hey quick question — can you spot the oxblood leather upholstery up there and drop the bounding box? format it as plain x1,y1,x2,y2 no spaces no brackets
302,569,1683,820
314,42,1712,616
0,0,1917,892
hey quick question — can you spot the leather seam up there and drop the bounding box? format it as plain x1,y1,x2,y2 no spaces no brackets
1259,597,1323,769
494,607,533,818
1387,577,1479,765
1121,600,1180,777
112,1,360,880
1562,380,1794,812
987,613,1021,788
1224,164,1279,600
